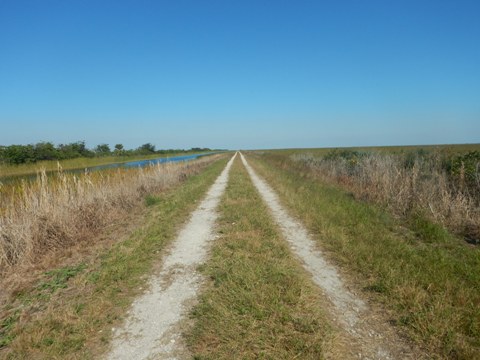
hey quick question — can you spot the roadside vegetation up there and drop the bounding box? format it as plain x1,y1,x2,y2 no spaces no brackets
0,155,229,359
187,157,333,359
0,154,223,273
290,146,480,242
247,148,480,359
0,141,219,178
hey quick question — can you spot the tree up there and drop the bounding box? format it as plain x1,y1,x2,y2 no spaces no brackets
58,141,94,159
95,143,111,156
0,146,6,163
34,142,58,161
113,144,124,155
3,144,36,164
137,143,156,154
190,147,210,152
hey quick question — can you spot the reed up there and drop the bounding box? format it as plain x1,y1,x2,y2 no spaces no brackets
0,156,220,274
291,151,480,241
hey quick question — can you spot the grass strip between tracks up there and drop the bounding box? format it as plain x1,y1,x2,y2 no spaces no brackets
187,156,332,359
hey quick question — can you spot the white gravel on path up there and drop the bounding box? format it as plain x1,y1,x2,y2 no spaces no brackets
240,152,418,360
105,153,237,360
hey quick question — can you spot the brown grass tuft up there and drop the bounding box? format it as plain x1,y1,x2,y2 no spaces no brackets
0,155,221,275
292,151,480,241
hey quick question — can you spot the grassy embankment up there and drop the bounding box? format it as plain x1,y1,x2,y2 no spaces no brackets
247,151,480,359
0,155,229,359
187,156,333,359
0,151,214,179
289,146,480,242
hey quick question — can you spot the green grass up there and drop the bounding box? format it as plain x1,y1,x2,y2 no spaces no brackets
144,194,161,207
246,151,480,359
187,156,332,359
0,313,19,349
37,265,87,293
0,264,87,351
0,156,229,360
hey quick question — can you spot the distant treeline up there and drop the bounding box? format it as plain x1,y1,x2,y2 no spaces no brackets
0,141,218,165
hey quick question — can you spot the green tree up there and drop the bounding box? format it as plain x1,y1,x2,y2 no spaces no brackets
58,141,94,159
95,143,111,156
0,146,6,163
34,142,58,161
137,143,156,154
3,144,36,164
114,144,124,155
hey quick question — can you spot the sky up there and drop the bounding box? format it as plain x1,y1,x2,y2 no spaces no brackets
0,0,479,150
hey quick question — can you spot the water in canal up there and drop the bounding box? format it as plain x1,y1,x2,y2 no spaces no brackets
0,152,219,184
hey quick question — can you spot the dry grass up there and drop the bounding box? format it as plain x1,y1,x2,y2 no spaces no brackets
0,155,230,358
291,151,480,241
0,155,222,275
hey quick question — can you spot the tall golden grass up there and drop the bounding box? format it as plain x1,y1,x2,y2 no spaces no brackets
292,152,480,241
0,156,220,274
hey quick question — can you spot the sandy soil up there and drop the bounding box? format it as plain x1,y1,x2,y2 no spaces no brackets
105,153,236,360
240,152,422,359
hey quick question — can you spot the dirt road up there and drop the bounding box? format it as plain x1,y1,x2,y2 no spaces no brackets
106,152,420,359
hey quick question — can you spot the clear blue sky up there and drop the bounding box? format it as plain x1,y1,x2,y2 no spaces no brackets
0,0,479,150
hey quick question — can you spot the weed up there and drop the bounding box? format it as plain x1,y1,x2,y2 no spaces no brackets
409,213,450,244
364,282,388,294
144,195,160,207
0,311,19,348
38,264,86,293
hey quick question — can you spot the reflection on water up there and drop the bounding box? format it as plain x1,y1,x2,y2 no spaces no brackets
88,153,215,171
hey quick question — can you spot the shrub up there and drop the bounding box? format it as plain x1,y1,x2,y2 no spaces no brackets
292,150,480,241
